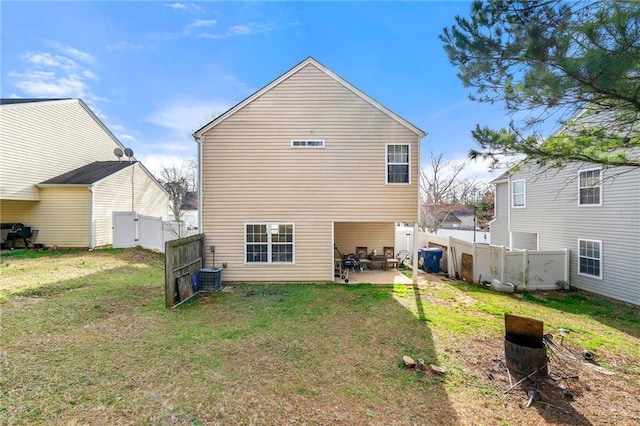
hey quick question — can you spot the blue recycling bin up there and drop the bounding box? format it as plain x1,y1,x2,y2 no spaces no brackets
419,248,443,273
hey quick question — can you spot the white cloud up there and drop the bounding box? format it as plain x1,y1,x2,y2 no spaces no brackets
9,45,100,100
147,98,232,135
22,52,76,70
229,25,252,36
118,134,138,143
153,17,219,41
106,41,151,52
10,70,90,98
199,21,299,39
458,157,504,183
188,19,217,29
164,2,204,13
429,154,513,184
60,45,96,64
165,2,186,10
138,152,196,178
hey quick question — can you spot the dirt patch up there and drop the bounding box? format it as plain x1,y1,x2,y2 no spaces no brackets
447,335,640,425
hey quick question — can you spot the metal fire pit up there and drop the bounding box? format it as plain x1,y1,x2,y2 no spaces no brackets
504,314,548,377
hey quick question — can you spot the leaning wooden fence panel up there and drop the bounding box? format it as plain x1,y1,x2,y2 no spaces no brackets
165,234,205,308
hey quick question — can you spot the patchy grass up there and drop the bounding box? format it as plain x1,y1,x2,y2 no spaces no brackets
1,249,639,425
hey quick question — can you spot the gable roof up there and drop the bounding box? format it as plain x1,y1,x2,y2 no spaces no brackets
0,98,71,105
193,57,426,138
38,161,135,186
490,170,510,184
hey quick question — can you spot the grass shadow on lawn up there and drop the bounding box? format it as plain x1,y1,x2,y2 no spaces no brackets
1,252,461,425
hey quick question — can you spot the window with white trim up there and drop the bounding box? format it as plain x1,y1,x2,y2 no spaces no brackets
291,140,325,148
512,179,526,207
578,239,602,279
579,168,602,205
245,223,294,264
386,144,410,184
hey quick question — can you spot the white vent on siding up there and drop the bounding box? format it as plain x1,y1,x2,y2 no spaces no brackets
291,139,325,148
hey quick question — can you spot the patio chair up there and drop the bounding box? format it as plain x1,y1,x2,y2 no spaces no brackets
355,246,371,270
384,246,399,269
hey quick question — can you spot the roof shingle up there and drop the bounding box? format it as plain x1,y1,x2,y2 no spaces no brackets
39,161,135,185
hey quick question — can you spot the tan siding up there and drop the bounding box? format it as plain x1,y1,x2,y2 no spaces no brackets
205,220,333,282
32,188,91,247
334,222,395,256
1,193,89,247
200,64,420,282
0,100,123,201
0,200,38,224
201,64,419,225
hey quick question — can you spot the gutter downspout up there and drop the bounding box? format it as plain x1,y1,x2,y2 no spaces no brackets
507,176,513,249
195,136,203,232
89,185,95,250
413,135,422,285
412,222,418,284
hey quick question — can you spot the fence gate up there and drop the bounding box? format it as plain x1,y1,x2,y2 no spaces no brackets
112,211,168,252
138,214,163,251
113,212,137,248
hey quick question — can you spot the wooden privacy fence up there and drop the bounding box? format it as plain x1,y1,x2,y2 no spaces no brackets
165,234,205,308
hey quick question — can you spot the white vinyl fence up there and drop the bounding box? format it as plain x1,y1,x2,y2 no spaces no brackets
395,228,570,290
473,244,569,290
113,211,187,253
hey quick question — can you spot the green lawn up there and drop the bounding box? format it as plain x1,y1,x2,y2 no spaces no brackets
1,248,638,425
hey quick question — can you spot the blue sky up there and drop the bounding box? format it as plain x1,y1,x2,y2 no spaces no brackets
1,1,516,180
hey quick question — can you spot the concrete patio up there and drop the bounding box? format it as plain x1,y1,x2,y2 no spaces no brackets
337,268,439,285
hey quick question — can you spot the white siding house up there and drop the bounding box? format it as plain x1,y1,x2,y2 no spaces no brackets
491,161,640,306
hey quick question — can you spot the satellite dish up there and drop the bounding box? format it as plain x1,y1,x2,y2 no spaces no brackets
124,148,134,158
114,148,123,160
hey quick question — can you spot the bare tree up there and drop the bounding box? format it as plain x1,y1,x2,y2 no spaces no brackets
419,151,480,233
157,159,197,223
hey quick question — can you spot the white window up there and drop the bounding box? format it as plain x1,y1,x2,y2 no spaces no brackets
291,140,325,148
245,223,294,264
578,239,602,279
579,168,602,206
386,144,410,184
512,179,526,207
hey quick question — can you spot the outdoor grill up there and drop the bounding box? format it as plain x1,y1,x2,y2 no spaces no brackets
341,256,359,283
1,223,33,250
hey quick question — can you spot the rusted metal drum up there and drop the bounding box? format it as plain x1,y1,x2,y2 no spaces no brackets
504,333,548,376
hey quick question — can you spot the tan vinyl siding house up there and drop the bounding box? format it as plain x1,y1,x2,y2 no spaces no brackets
194,57,425,283
490,160,640,306
0,98,168,248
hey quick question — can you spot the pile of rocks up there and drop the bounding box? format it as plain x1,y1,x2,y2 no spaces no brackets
402,355,446,375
